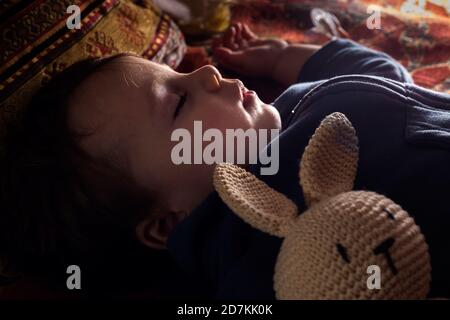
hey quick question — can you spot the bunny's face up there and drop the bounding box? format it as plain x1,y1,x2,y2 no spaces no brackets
275,191,430,299
213,113,431,299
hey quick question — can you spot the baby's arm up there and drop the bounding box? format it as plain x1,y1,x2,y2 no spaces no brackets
214,23,412,86
271,43,321,86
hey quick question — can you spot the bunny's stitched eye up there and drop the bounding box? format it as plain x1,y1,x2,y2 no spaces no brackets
383,208,396,220
336,243,351,263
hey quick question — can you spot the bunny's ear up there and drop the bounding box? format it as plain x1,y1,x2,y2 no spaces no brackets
213,163,298,238
300,112,358,206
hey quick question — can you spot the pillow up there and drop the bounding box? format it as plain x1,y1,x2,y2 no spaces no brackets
0,0,186,139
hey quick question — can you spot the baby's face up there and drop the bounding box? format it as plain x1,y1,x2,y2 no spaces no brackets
67,54,281,214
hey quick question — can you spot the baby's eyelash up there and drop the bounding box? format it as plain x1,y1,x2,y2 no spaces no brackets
173,93,187,119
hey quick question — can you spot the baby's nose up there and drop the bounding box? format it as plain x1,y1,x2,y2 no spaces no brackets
195,65,223,92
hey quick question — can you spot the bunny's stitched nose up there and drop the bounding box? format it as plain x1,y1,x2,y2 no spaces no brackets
373,237,398,275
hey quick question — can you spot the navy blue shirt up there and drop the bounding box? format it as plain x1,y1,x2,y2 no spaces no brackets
167,39,450,299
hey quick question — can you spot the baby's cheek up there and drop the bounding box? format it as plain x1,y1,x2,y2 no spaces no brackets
197,97,251,127
209,109,253,132
252,103,281,131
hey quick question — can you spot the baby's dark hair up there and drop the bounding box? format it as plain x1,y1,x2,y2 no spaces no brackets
0,53,166,293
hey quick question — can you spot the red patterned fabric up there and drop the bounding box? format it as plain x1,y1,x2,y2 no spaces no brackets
230,0,450,93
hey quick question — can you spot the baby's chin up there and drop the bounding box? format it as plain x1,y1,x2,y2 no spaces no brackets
251,98,281,131
265,103,282,129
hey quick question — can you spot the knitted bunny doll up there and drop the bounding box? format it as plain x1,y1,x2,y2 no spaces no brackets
213,112,431,299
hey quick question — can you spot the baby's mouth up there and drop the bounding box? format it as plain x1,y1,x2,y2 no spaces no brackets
243,90,257,110
237,81,257,110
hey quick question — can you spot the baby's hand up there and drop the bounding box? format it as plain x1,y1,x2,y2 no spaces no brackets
212,23,288,78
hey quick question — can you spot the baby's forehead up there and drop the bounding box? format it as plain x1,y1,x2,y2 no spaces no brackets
106,54,172,74
66,56,155,160
66,56,147,129
77,56,164,95
103,56,175,94
68,54,174,124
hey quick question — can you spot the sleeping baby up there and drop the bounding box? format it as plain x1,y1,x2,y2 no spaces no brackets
1,23,449,298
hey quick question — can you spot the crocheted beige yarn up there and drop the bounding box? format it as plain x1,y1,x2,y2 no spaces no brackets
213,112,431,300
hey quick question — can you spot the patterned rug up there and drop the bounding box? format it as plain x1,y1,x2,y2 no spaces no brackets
179,0,450,98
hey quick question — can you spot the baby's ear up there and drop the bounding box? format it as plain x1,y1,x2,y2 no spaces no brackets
214,163,298,238
300,112,358,206
135,211,186,250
